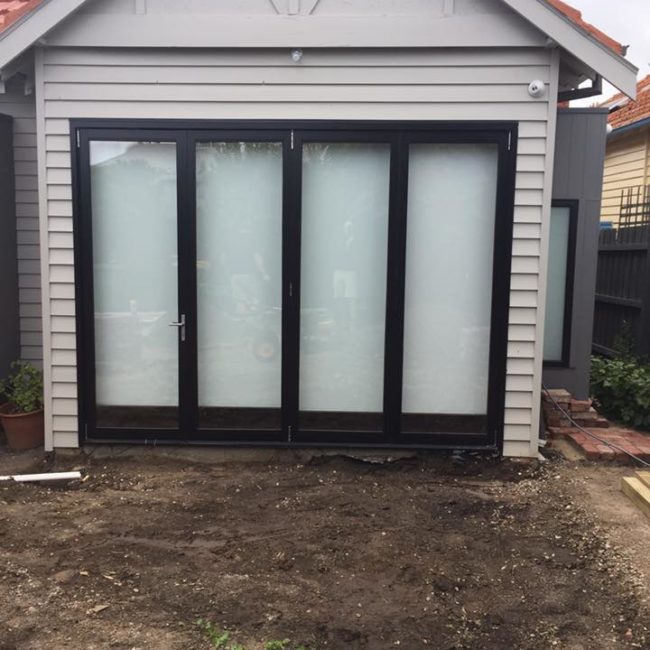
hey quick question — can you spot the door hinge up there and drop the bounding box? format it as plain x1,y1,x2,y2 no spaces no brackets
76,130,80,148
288,425,293,441
84,422,88,436
507,131,512,151
290,130,295,150
289,282,293,297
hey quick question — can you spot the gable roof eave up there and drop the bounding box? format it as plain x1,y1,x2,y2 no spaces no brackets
0,0,88,70
543,0,625,56
0,0,43,34
502,0,638,99
0,0,639,100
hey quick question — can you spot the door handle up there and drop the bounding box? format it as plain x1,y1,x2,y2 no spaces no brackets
169,314,186,342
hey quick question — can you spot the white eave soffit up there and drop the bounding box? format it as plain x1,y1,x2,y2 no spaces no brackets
501,0,637,99
0,0,639,99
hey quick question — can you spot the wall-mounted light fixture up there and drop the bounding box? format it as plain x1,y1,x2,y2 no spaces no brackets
291,48,304,63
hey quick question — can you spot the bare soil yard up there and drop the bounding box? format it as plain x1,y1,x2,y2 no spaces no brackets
0,449,649,649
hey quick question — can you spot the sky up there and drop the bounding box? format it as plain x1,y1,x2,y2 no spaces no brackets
567,0,650,104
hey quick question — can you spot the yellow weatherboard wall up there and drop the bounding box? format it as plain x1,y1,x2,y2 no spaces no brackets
601,127,650,224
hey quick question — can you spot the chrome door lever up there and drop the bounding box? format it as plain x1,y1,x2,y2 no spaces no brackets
169,314,186,342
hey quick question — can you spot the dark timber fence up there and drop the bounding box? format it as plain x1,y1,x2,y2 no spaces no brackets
594,185,650,357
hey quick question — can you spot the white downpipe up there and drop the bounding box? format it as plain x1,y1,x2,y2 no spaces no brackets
0,471,82,482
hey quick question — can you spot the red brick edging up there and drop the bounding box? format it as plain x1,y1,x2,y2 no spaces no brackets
543,389,650,463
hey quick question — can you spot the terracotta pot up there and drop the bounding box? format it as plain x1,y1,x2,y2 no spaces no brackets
0,409,44,451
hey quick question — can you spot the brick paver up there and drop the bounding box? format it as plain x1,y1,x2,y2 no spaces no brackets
542,389,650,464
549,426,650,463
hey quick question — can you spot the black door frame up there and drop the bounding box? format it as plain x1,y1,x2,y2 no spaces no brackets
543,199,578,368
287,129,401,446
188,130,291,443
71,119,517,451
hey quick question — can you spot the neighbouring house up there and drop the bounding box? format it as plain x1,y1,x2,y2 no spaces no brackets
0,0,637,458
600,76,650,227
592,77,650,358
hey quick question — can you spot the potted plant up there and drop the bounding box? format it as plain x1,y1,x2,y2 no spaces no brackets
0,362,44,450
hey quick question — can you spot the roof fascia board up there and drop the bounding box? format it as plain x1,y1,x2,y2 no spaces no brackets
501,0,638,98
610,118,650,140
0,0,90,69
557,107,609,115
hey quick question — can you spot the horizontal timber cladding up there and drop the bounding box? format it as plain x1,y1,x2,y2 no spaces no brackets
0,78,43,365
39,46,554,456
601,129,650,225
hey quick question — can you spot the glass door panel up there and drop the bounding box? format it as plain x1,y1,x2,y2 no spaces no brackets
196,142,283,430
90,140,179,429
81,123,513,448
401,143,499,433
299,142,390,432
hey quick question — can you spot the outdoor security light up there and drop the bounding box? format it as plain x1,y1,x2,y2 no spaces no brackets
528,80,546,98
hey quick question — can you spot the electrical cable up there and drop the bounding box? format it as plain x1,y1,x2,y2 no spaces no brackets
542,385,650,470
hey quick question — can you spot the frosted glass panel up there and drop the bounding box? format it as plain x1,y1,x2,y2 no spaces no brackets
196,142,283,429
90,141,179,428
402,143,498,423
544,206,571,362
299,143,390,428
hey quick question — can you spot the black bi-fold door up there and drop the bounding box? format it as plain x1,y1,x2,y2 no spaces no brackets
73,120,516,450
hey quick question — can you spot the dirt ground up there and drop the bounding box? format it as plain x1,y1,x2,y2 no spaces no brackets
0,448,649,650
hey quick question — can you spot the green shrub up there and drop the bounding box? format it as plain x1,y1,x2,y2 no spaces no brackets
612,320,636,358
1,361,43,414
590,355,650,430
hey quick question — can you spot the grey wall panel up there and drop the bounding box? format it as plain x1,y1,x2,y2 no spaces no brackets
544,108,608,399
0,113,20,377
0,77,42,365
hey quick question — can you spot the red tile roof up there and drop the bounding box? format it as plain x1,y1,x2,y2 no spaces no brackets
0,0,43,33
543,0,625,56
600,75,650,131
0,0,627,61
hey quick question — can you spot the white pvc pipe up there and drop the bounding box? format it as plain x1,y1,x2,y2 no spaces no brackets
0,471,82,482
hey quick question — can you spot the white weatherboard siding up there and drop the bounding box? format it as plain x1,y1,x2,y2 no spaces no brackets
37,46,556,456
0,79,43,365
